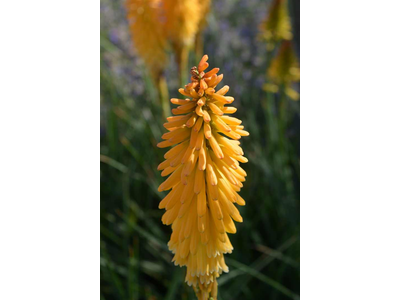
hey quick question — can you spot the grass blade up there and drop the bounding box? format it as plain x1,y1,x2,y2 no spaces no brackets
226,258,299,300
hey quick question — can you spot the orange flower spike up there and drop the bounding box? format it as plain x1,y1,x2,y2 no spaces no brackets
126,0,167,79
157,55,249,298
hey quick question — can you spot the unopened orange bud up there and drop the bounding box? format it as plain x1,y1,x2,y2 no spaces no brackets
198,62,209,73
190,89,199,98
198,55,209,72
205,88,215,95
204,74,216,84
208,74,223,87
197,97,206,106
200,79,208,90
186,82,198,90
198,54,208,65
204,68,219,78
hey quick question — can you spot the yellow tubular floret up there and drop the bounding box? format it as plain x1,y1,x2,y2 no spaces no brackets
157,55,249,297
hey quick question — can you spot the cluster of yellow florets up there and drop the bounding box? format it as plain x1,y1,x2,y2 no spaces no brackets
157,55,249,298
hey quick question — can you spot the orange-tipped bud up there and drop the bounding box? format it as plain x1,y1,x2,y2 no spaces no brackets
204,68,219,78
198,55,209,72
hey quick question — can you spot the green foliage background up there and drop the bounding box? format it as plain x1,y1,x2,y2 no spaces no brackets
101,0,300,299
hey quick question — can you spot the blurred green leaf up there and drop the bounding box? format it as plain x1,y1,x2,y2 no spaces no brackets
226,258,299,300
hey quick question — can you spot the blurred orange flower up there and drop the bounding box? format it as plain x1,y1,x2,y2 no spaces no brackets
260,0,293,50
264,41,300,100
126,0,168,80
